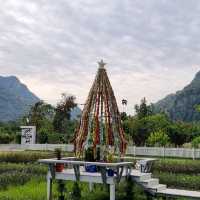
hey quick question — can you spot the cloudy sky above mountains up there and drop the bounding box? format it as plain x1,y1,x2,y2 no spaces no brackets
1,0,200,113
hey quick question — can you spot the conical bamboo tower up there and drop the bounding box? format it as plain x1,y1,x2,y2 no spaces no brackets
74,60,127,159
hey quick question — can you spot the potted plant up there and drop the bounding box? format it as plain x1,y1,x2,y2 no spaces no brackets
106,150,115,177
84,147,97,173
55,148,64,172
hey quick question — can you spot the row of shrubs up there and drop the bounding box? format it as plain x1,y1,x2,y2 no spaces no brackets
0,162,47,190
0,163,47,174
154,172,200,191
0,171,33,189
152,158,200,174
0,151,54,163
152,158,200,191
0,134,15,144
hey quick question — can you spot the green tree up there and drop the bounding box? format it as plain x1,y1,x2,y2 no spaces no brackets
147,130,170,147
123,114,171,146
134,98,153,119
24,101,55,129
168,122,191,147
37,119,54,143
192,136,200,148
121,112,128,121
53,94,77,134
22,101,55,143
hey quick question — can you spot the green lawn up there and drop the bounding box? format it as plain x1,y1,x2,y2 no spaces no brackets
0,179,47,200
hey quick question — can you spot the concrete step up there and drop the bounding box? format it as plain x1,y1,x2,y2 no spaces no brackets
131,170,152,181
141,178,159,187
148,184,167,192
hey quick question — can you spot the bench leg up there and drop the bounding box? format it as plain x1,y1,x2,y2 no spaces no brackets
110,184,115,200
89,182,93,191
47,172,52,200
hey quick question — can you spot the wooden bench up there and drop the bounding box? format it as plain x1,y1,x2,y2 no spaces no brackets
136,158,157,173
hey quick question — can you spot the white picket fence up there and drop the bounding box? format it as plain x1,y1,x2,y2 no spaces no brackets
1,144,200,159
126,146,200,159
0,144,74,152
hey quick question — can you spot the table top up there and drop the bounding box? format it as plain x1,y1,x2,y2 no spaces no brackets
38,158,133,167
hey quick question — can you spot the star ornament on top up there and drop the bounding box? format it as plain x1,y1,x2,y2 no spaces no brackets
98,59,106,68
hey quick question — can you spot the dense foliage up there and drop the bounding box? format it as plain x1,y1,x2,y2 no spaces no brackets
0,94,79,144
0,122,20,144
147,130,170,147
1,94,200,148
192,136,200,148
123,98,200,147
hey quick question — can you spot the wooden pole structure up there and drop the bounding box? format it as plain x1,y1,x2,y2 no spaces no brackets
74,60,127,158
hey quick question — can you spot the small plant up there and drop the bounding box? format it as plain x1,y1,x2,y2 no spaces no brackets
84,147,97,173
107,152,114,163
106,147,114,162
84,147,94,162
55,148,62,160
54,148,64,172
106,147,115,176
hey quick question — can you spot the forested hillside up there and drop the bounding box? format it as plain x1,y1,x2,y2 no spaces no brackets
154,71,200,122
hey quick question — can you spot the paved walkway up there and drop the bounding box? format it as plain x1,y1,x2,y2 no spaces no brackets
159,188,200,198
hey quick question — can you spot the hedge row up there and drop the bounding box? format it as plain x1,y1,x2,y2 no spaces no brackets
0,171,32,189
0,151,54,163
0,163,47,174
154,172,200,191
152,158,200,174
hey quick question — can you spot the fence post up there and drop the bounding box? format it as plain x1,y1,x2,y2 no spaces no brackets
163,147,165,158
133,146,136,157
192,148,195,160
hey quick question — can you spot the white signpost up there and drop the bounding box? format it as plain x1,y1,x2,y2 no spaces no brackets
20,126,36,144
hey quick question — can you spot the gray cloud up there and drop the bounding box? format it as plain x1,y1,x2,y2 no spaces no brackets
0,0,200,113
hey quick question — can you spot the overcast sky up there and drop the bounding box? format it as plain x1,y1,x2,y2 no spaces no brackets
0,0,200,113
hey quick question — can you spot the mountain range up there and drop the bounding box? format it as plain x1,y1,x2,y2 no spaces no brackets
0,75,82,122
1,71,200,122
154,71,200,121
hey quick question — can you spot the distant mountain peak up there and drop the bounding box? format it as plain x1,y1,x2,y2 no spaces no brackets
0,75,19,81
187,70,200,88
0,75,40,122
154,70,200,122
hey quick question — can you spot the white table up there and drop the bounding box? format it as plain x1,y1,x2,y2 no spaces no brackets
39,158,133,200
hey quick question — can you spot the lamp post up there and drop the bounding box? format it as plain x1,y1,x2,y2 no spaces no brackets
122,99,128,113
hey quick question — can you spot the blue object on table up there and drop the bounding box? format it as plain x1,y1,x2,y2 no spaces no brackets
85,165,97,173
107,168,114,177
